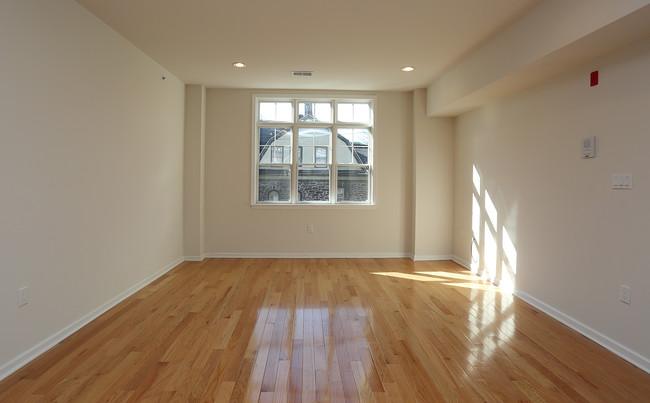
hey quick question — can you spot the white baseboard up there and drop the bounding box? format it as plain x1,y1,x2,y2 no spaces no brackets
452,255,471,269
184,256,205,261
203,252,412,259
515,289,650,374
0,257,184,382
412,254,453,261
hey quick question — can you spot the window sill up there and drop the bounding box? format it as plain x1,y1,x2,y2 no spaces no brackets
251,203,376,210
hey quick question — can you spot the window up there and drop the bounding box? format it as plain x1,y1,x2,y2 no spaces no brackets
254,96,374,205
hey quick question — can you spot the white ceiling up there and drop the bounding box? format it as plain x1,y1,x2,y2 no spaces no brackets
76,0,542,91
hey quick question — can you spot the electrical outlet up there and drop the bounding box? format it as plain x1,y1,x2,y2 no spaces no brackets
18,286,28,307
620,285,631,305
307,224,314,233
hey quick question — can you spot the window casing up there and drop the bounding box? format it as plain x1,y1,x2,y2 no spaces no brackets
254,96,374,205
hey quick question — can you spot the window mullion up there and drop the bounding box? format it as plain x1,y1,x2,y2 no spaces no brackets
291,100,298,204
331,123,338,204
332,101,337,204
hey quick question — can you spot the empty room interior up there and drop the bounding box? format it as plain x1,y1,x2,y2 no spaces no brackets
2,0,650,401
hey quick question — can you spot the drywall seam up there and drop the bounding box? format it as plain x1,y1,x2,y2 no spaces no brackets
0,257,185,382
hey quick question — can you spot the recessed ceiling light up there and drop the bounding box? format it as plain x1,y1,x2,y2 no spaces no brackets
401,66,415,72
233,62,246,68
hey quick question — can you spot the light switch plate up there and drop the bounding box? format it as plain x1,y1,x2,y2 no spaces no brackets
613,173,632,189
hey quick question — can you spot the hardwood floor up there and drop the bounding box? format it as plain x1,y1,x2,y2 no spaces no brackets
1,258,649,402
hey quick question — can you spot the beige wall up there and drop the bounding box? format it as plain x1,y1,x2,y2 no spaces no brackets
203,89,414,256
453,37,650,369
0,0,185,376
412,89,454,259
183,85,206,259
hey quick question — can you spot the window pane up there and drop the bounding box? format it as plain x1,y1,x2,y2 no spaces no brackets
299,128,331,146
337,146,353,164
258,166,291,202
259,146,291,163
299,102,332,122
268,190,280,201
338,128,354,145
271,147,284,163
353,129,370,146
259,102,275,121
299,146,330,163
298,165,330,202
314,103,332,122
299,128,330,163
259,146,269,162
337,103,370,123
259,128,291,163
353,146,369,164
313,128,331,145
336,128,370,164
315,146,328,164
259,127,292,146
337,128,369,146
259,102,293,122
338,104,352,122
298,128,314,146
337,166,369,202
277,102,293,121
300,146,314,163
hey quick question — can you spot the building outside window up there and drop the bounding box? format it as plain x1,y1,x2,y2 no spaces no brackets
254,96,374,205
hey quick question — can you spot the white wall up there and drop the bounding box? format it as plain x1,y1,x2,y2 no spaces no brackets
0,0,185,377
202,89,413,256
453,37,650,370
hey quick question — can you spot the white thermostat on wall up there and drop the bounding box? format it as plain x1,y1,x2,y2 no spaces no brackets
582,136,596,158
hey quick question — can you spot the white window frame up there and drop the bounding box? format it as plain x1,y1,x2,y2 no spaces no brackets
252,94,375,207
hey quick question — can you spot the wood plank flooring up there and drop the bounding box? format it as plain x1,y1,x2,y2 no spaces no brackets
1,258,649,402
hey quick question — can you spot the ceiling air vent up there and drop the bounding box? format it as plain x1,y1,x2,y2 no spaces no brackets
291,71,314,77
